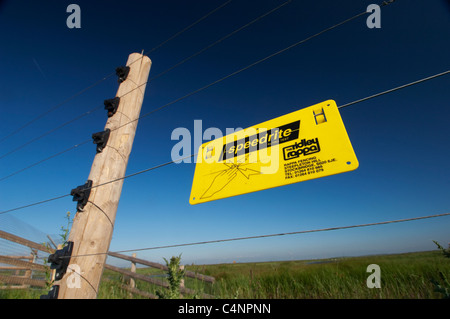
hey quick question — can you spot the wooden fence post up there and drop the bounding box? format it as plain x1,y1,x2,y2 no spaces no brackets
23,250,36,287
51,244,63,282
180,264,185,298
180,265,185,289
130,253,136,289
56,53,151,299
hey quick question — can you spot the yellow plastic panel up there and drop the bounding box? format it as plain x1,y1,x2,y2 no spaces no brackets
189,100,358,205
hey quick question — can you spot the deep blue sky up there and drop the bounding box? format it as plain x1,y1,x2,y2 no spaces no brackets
0,0,449,265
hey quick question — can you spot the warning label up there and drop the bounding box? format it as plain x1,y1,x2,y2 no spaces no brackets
284,156,336,180
189,100,359,205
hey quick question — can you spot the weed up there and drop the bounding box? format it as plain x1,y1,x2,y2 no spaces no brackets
431,241,450,299
156,254,185,299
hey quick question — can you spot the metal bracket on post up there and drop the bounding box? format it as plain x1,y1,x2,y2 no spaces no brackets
116,66,130,83
71,180,93,212
92,129,111,153
40,241,73,299
47,241,74,281
104,97,120,117
40,285,60,299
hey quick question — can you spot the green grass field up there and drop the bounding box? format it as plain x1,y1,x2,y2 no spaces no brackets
1,250,449,299
186,250,449,299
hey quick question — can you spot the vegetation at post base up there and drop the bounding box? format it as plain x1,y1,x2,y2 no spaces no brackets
156,254,185,299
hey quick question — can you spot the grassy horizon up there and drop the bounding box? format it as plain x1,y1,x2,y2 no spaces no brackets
186,250,449,299
1,249,449,299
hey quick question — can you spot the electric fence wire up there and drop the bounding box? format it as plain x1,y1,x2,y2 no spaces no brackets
337,70,450,109
146,0,292,83
0,0,388,182
0,79,144,182
30,210,449,261
78,0,402,138
0,0,290,174
3,0,448,264
116,0,235,72
144,0,234,57
0,0,442,214
0,105,103,161
0,67,449,216
84,211,450,257
0,0,233,146
39,209,450,288
0,153,195,215
0,75,114,145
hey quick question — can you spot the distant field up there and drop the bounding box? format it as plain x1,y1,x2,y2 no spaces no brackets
185,250,449,299
1,250,449,299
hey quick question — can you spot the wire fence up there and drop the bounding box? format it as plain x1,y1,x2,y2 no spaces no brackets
0,214,61,289
0,0,449,298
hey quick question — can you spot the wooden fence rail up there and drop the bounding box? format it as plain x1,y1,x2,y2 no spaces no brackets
105,252,215,299
105,264,171,289
0,230,54,254
0,230,50,289
0,230,215,297
0,255,45,271
107,251,215,283
0,275,47,288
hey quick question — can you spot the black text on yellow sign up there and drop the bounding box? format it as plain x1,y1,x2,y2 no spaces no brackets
220,121,300,161
190,100,359,205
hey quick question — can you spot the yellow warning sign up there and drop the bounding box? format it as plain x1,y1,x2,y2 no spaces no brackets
189,100,358,205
